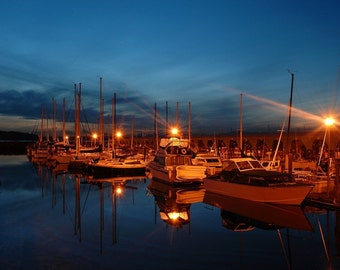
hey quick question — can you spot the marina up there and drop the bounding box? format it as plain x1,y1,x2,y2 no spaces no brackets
1,155,340,269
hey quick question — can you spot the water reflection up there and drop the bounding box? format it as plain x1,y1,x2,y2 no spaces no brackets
204,192,314,231
1,156,340,270
147,179,205,227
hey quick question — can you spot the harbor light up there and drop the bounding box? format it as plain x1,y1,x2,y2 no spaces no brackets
171,127,178,136
115,186,122,195
92,133,98,146
324,117,335,127
116,131,122,147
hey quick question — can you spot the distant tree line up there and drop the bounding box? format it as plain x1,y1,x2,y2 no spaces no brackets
0,131,38,141
0,131,38,155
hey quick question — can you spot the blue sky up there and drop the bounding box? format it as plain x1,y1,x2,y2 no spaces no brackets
0,0,339,137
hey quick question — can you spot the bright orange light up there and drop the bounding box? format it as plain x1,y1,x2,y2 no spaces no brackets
168,212,180,220
324,117,335,127
171,128,178,136
115,186,122,195
116,131,122,138
92,133,98,139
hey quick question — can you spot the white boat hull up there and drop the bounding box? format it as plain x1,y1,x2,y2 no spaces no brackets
203,179,314,205
147,162,205,184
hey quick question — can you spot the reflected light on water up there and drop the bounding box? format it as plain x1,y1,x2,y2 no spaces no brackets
1,156,340,269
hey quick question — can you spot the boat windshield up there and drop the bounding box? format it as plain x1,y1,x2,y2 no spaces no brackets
235,160,263,170
249,160,264,169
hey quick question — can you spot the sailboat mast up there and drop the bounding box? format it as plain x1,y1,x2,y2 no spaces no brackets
52,98,57,142
40,104,44,143
176,101,179,128
99,77,104,148
240,93,243,151
286,72,294,153
75,83,81,155
165,101,168,136
62,97,66,144
154,103,159,151
112,93,116,158
188,101,191,145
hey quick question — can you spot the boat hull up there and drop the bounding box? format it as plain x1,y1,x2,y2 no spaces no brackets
88,163,146,179
203,178,314,205
147,161,205,184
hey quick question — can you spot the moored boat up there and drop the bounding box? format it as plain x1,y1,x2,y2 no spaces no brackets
87,157,146,179
204,157,314,205
191,153,223,177
147,135,206,184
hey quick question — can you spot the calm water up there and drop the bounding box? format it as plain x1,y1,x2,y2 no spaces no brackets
1,155,340,270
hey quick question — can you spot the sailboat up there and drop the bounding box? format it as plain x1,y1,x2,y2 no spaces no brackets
87,91,147,179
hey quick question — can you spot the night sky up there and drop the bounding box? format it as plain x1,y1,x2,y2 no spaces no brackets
1,0,339,136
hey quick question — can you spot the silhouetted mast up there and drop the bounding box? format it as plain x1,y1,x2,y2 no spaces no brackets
240,93,243,151
112,93,116,158
188,102,191,145
165,101,168,136
286,72,294,153
176,101,179,127
154,103,159,150
99,77,104,148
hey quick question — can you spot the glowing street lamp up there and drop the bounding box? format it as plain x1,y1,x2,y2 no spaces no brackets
171,127,178,136
116,131,122,147
92,133,98,146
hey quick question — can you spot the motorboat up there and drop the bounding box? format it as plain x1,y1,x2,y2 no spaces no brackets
147,136,206,184
203,157,314,205
87,156,146,179
191,153,223,176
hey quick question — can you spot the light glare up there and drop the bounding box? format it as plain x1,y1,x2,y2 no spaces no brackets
324,117,335,126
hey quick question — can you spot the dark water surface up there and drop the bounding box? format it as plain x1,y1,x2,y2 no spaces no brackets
1,155,340,270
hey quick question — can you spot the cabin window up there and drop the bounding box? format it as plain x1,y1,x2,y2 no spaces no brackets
206,158,220,163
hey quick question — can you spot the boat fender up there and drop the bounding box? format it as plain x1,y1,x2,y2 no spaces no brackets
180,148,187,155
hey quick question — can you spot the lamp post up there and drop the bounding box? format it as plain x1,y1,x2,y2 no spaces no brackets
322,117,335,197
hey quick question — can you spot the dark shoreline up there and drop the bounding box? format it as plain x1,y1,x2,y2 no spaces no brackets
0,141,32,155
